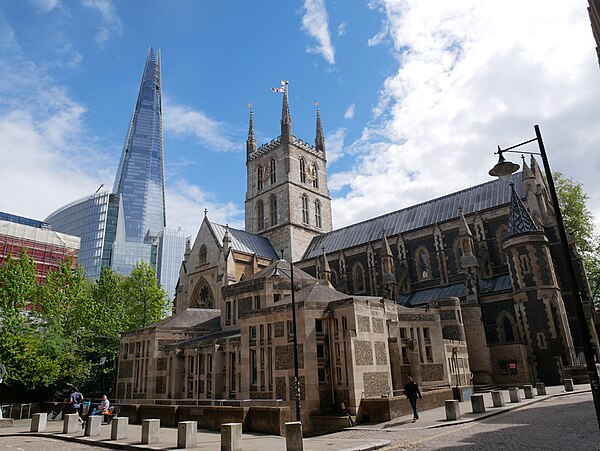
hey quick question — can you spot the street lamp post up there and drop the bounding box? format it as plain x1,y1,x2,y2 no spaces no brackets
278,251,302,422
489,124,600,429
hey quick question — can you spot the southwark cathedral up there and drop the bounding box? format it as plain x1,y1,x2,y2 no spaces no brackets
115,88,600,434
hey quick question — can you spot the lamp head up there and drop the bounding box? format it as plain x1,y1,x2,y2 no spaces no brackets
489,149,520,182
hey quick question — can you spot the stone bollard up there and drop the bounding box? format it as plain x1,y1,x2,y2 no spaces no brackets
509,387,520,403
564,379,575,392
523,385,535,399
141,419,160,445
84,415,102,437
445,400,461,421
31,413,47,432
63,413,80,434
111,416,128,440
536,382,547,396
470,394,486,413
285,421,304,451
221,422,242,451
177,421,197,448
491,390,505,407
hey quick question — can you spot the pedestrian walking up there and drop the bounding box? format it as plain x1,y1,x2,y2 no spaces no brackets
404,376,422,421
69,387,84,424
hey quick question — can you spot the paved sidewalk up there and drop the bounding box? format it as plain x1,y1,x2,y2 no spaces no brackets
0,383,590,450
354,383,591,431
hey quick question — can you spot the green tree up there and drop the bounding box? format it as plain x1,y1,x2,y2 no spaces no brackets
121,261,169,329
0,248,37,319
554,172,600,308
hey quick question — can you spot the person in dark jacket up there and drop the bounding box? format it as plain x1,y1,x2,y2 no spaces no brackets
404,376,422,421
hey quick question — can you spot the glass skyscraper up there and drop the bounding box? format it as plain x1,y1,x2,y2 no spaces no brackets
113,47,166,242
45,192,119,279
46,48,186,300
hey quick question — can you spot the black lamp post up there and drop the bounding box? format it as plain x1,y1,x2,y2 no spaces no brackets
489,124,600,429
276,251,302,422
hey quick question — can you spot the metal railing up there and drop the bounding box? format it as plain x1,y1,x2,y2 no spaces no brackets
113,398,285,408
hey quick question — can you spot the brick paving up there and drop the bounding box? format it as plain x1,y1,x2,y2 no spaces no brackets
328,392,600,450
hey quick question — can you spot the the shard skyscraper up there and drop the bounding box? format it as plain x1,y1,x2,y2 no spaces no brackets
113,47,166,242
47,48,186,300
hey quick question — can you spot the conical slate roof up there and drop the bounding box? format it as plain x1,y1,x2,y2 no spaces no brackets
507,182,538,237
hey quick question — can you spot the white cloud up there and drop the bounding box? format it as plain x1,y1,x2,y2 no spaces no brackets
337,22,346,37
301,0,335,64
30,0,61,13
324,127,347,163
344,103,355,120
332,1,600,230
165,180,243,240
163,99,239,152
82,0,123,46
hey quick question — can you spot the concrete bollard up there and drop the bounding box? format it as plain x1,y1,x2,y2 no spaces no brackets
84,415,102,437
564,379,575,392
30,413,47,432
491,390,505,407
141,419,160,445
509,387,520,403
536,382,547,396
523,385,535,399
63,413,80,434
221,422,242,451
111,416,128,440
445,399,461,421
285,421,304,451
470,394,486,413
177,421,197,448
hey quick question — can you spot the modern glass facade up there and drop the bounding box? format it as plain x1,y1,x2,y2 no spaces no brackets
157,228,187,301
113,47,166,242
45,192,120,279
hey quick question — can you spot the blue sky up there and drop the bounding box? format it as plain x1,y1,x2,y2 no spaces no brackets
1,1,600,240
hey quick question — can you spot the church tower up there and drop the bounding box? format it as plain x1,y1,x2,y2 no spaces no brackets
245,89,332,262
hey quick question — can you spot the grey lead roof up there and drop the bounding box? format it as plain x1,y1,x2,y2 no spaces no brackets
211,222,279,259
303,173,524,259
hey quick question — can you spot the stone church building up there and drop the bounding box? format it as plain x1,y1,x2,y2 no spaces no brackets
116,89,599,432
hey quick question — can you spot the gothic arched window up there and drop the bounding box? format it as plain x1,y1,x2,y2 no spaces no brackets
257,200,265,231
257,166,263,191
496,225,508,264
299,158,306,183
352,262,365,293
453,238,464,272
199,244,207,264
312,163,319,189
270,195,278,226
270,158,276,184
415,246,431,281
314,200,322,228
497,312,517,343
301,194,309,224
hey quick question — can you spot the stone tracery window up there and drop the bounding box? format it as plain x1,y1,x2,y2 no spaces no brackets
299,158,306,183
312,163,319,188
497,311,517,343
301,194,309,224
199,244,207,264
314,200,322,228
257,166,263,191
194,278,215,309
415,246,431,281
257,200,265,231
270,158,276,184
270,195,278,226
352,262,365,293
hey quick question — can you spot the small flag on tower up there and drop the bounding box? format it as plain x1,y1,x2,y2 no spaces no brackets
271,80,289,93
